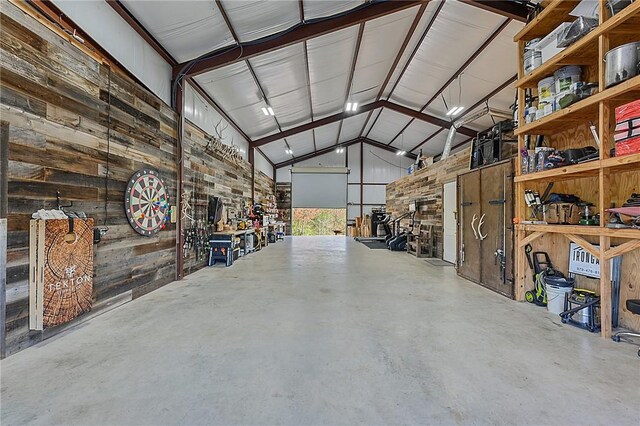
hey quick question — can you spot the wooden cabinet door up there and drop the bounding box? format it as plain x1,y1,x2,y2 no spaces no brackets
457,170,481,282
479,161,514,298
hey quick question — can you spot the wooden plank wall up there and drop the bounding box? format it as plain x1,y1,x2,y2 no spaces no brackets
386,148,471,258
181,121,274,275
1,2,178,355
254,170,275,204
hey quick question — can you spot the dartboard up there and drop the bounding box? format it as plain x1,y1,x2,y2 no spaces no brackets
125,169,170,236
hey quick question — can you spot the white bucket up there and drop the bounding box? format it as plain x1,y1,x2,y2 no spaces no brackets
538,76,556,102
545,283,573,315
554,66,581,95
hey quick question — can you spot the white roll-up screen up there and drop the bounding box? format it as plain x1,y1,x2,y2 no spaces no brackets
291,168,348,208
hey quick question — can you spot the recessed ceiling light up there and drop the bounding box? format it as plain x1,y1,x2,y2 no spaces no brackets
346,102,358,112
267,107,275,116
261,107,269,116
285,148,293,155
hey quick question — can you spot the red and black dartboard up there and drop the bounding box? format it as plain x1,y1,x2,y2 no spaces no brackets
124,169,170,236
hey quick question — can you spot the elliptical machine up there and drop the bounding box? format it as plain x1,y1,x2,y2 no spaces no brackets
387,211,415,251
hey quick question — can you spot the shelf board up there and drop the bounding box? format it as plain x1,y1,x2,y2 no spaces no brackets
514,160,600,182
601,153,640,172
515,74,640,135
516,2,640,88
516,224,640,239
514,0,580,42
514,154,640,182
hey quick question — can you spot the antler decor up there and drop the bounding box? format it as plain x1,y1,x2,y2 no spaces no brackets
204,119,243,164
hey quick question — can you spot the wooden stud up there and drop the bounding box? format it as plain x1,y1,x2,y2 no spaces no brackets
599,234,612,338
564,234,601,258
604,240,640,260
518,231,544,248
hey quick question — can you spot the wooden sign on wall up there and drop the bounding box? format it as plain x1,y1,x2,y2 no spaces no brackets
29,218,94,330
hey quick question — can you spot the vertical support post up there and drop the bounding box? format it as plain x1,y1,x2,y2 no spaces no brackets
249,147,255,204
272,163,276,196
599,235,612,338
360,141,364,218
0,121,8,358
514,39,527,301
515,229,527,301
175,84,185,280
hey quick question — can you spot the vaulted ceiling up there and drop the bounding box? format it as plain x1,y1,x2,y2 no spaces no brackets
113,0,527,166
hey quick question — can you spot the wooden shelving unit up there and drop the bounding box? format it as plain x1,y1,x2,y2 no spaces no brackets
514,0,640,338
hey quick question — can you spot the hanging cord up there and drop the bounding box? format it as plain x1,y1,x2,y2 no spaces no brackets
368,150,407,170
104,66,112,228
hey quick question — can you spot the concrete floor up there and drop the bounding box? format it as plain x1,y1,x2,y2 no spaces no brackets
1,236,639,425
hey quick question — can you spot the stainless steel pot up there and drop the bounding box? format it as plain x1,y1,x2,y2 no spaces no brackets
604,42,640,88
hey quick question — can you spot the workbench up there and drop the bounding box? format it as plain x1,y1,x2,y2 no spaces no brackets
208,228,257,267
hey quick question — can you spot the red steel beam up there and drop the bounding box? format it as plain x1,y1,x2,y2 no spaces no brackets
175,0,425,78
275,137,416,168
251,99,476,148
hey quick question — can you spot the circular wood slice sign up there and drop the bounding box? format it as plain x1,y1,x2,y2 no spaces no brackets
125,169,170,236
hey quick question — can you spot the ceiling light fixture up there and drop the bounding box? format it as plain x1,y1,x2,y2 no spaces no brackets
396,150,406,156
446,106,465,116
285,148,293,155
335,147,345,153
262,106,275,116
346,102,358,112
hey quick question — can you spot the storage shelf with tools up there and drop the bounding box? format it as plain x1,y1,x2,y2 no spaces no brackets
515,1,640,89
514,74,640,135
514,153,640,182
514,0,640,339
514,0,580,42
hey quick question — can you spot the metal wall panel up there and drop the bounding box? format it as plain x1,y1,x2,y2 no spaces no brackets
121,0,234,62
362,145,407,183
255,150,273,179
347,143,361,183
53,0,172,104
363,184,386,205
184,83,249,158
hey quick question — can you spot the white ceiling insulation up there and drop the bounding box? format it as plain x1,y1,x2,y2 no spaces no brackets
248,43,311,130
194,61,278,138
303,0,365,20
284,130,316,156
258,139,290,165
366,108,412,143
115,0,525,164
338,114,369,144
307,26,359,119
220,0,301,42
314,122,341,149
350,7,419,105
392,119,442,149
390,1,504,110
381,0,443,100
121,0,234,62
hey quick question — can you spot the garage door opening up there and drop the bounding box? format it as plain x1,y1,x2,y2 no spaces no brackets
292,208,346,236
